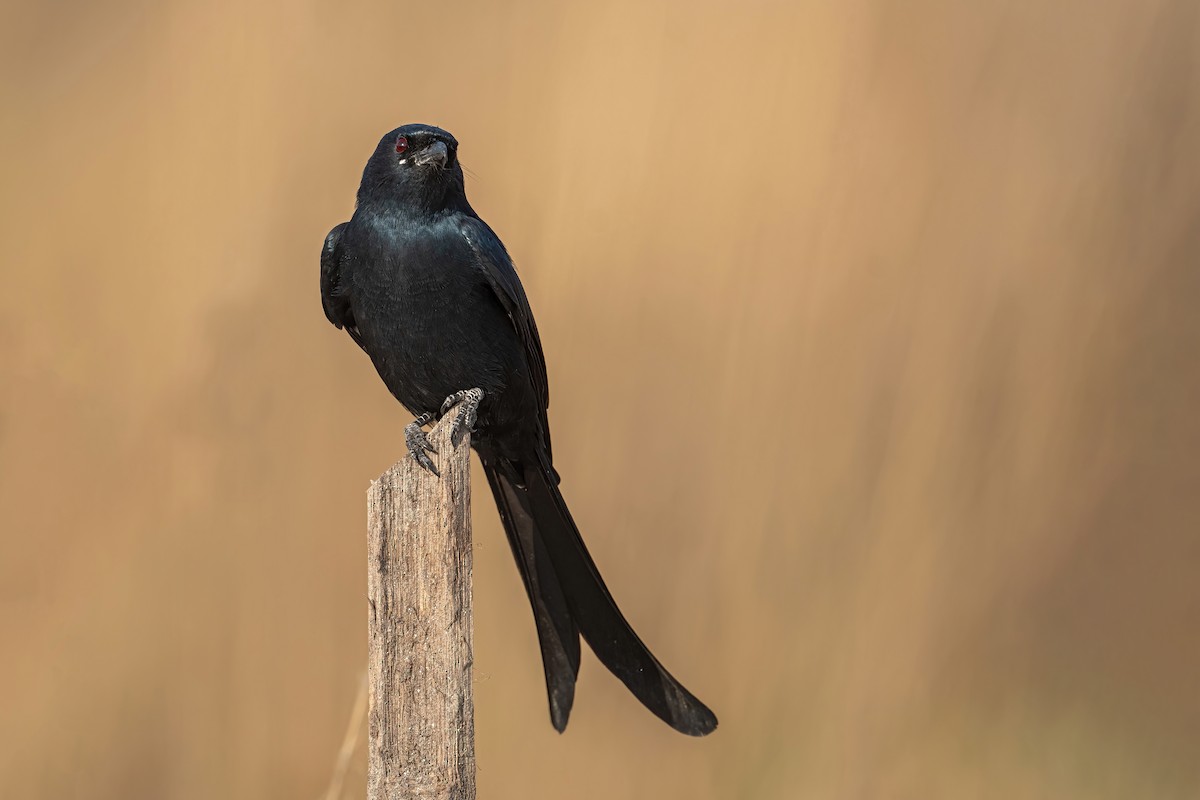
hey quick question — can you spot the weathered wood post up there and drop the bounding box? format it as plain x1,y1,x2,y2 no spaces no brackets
366,414,475,800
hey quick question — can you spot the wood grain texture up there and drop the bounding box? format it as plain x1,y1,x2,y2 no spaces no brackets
367,415,474,800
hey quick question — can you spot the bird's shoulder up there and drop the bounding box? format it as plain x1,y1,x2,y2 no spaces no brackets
452,214,528,302
320,221,365,347
320,223,349,312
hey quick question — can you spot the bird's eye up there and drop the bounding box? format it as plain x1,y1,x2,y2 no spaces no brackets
395,136,409,154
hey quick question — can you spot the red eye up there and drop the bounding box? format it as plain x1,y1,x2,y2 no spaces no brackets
395,136,409,154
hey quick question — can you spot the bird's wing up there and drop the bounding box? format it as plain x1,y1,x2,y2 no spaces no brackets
320,222,365,349
458,216,550,412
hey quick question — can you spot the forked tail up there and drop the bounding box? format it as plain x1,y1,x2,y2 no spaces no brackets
481,455,718,736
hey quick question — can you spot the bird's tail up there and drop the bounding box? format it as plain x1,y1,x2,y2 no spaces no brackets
481,455,718,736
482,459,581,731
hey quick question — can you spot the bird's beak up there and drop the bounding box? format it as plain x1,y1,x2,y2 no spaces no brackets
415,140,449,169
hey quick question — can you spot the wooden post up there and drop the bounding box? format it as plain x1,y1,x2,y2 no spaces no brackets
367,415,475,800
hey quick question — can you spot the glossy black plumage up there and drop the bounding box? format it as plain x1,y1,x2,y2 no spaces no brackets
321,124,717,736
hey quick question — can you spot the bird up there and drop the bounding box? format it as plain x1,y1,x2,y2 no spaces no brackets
320,123,717,736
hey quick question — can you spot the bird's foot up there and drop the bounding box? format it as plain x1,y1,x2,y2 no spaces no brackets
404,412,439,476
439,388,484,446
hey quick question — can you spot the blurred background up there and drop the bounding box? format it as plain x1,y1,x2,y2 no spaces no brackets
2,0,1198,797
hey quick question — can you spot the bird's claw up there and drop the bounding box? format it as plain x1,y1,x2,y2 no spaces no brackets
440,388,484,446
404,413,439,476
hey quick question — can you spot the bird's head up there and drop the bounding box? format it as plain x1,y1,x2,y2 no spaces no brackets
357,124,467,213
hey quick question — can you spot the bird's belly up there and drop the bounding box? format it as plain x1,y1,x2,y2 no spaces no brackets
355,269,518,417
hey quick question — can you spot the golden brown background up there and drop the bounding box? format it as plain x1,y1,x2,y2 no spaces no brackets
2,0,1198,797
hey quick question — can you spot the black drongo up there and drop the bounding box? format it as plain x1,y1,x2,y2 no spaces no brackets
321,124,716,736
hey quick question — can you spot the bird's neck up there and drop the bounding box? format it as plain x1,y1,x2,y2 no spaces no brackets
356,185,472,222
